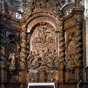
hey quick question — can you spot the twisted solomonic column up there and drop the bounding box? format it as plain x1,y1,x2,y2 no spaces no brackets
58,28,65,69
76,20,83,66
19,25,27,88
0,25,6,88
75,14,83,80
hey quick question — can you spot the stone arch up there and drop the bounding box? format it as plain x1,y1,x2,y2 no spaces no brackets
26,13,62,33
27,19,56,34
29,22,55,38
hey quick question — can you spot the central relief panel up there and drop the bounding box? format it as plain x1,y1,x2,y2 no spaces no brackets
28,23,58,69
27,23,62,82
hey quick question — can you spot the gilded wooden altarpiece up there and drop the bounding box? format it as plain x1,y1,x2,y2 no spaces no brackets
26,14,64,83
18,0,84,87
0,0,85,88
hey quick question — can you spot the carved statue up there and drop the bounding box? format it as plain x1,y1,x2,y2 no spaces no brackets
8,52,16,70
47,50,54,68
27,51,39,69
53,50,59,68
67,55,75,68
27,51,34,69
31,52,40,68
38,50,46,65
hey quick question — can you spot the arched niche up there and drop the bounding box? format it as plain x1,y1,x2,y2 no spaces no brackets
26,13,62,33
26,14,63,70
29,22,56,54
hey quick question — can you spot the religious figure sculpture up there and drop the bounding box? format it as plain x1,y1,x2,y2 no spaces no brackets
8,52,16,71
27,51,39,69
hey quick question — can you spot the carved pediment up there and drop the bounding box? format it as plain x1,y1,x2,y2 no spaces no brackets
23,0,61,19
22,0,75,21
